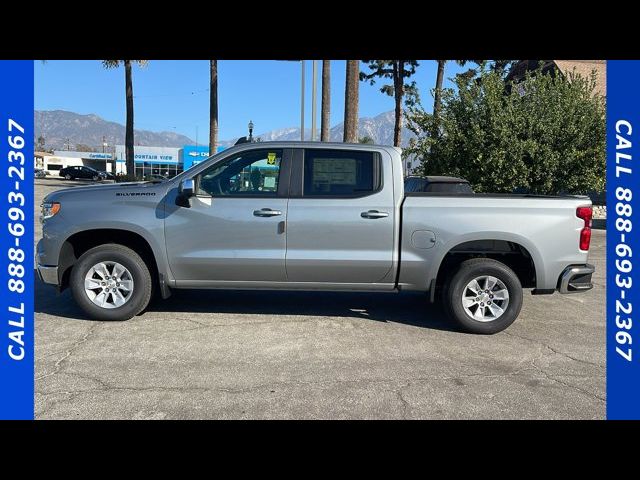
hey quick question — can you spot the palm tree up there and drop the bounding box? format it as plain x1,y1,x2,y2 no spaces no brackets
321,60,331,142
102,60,148,177
433,60,447,126
209,60,219,155
432,60,474,137
343,60,359,143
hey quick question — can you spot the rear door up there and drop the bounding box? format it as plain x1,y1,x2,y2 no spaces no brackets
284,148,396,285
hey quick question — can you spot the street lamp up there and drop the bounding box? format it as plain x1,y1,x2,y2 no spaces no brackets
248,120,254,142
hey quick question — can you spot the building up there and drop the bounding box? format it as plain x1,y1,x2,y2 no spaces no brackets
114,145,182,177
506,60,606,97
38,150,114,174
36,144,227,178
182,145,226,170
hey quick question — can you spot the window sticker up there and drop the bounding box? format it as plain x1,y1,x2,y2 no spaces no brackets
264,176,276,189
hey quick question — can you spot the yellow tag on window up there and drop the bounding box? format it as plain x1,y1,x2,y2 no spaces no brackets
267,152,276,165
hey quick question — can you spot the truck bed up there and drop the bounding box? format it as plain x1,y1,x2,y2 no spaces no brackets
398,193,592,292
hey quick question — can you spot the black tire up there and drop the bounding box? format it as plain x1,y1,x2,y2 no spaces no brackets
442,258,523,334
92,175,99,181
64,174,72,180
70,244,153,321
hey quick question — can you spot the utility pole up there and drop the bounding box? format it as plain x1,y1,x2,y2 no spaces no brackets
300,61,305,141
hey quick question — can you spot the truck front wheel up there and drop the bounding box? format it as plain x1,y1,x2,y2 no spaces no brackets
70,244,153,321
442,258,523,334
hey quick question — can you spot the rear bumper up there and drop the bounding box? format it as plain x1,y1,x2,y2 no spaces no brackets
558,264,595,294
37,264,59,286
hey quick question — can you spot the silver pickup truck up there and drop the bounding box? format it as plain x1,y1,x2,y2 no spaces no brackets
37,142,595,334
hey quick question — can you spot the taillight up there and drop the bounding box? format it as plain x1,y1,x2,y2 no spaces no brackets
576,206,592,251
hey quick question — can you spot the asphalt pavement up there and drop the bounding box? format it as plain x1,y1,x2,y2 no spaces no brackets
34,178,606,419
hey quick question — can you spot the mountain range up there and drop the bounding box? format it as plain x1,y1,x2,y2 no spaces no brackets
35,109,415,151
35,110,195,151
251,110,415,147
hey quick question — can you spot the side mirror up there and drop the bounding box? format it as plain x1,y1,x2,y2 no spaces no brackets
176,178,195,208
181,178,195,197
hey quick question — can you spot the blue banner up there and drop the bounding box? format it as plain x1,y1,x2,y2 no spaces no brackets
607,60,640,419
183,144,225,170
0,61,34,419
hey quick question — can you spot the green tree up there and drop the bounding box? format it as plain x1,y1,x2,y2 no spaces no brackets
433,62,518,118
343,60,360,143
36,135,46,152
432,60,503,133
406,68,605,195
360,60,418,147
102,60,148,177
75,144,95,152
359,135,374,144
209,60,219,155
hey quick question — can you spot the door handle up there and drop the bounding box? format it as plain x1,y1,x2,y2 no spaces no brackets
253,208,282,217
361,210,389,219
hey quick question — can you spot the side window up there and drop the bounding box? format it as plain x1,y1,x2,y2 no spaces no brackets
196,149,282,197
303,149,377,197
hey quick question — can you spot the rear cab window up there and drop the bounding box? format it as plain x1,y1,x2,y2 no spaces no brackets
303,149,380,197
426,182,473,193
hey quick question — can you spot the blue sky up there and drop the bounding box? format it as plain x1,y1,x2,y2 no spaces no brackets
35,60,470,142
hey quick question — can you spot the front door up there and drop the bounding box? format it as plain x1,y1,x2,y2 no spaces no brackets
164,148,289,284
285,148,396,285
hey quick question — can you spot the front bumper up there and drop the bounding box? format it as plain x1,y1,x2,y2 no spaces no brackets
37,264,59,286
558,264,595,294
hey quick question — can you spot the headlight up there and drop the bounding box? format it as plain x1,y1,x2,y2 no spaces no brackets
41,202,61,220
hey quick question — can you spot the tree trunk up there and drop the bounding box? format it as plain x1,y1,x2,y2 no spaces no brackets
393,61,404,148
343,60,359,143
124,60,135,177
321,60,331,142
209,60,219,155
433,60,446,135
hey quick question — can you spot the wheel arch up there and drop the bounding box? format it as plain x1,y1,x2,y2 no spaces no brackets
57,228,163,293
431,234,544,292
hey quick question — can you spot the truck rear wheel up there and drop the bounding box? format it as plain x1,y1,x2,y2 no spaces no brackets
70,244,153,321
442,258,523,334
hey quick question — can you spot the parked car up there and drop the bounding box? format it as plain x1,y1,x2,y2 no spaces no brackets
37,143,594,334
59,165,106,181
98,171,116,180
144,174,168,182
405,175,473,194
35,169,49,178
